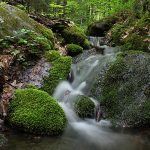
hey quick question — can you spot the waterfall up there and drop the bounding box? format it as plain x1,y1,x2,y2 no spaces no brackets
51,37,128,148
53,37,117,123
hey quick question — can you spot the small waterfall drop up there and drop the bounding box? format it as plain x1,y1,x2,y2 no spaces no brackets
52,37,126,148
53,36,117,123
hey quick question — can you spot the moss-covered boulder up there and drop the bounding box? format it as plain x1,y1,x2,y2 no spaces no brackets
0,3,54,42
87,16,118,36
101,51,150,127
8,89,67,135
62,25,90,49
74,95,95,118
66,44,83,56
42,56,72,95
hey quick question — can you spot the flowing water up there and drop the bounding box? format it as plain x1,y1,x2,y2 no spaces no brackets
0,37,150,150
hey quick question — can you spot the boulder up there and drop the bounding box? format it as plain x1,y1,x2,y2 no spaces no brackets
8,89,67,135
101,51,150,127
87,16,117,36
0,3,54,42
74,95,95,118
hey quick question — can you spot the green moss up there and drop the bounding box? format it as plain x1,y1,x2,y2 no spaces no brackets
62,25,88,49
101,51,150,126
66,44,83,56
106,10,149,52
110,23,126,45
25,84,38,89
83,39,90,49
35,24,54,46
122,33,149,52
101,54,127,118
42,56,72,95
8,89,67,135
74,95,95,118
45,50,61,62
135,12,150,28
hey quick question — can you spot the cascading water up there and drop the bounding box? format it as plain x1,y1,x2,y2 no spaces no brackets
52,37,136,149
0,37,149,150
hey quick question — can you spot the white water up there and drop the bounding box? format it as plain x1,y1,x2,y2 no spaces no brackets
52,37,134,149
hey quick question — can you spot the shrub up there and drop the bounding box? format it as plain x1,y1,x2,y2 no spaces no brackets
42,56,72,95
0,29,53,65
45,50,61,62
74,95,95,118
8,89,67,135
66,44,83,56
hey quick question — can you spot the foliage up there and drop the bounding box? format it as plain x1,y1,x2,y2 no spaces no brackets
2,0,150,27
66,44,83,56
45,50,61,62
42,56,72,95
0,29,52,65
8,88,67,135
74,95,95,118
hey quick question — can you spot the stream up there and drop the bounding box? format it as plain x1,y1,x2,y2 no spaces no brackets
0,37,150,150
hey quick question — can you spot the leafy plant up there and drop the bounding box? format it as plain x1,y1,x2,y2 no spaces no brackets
0,29,52,65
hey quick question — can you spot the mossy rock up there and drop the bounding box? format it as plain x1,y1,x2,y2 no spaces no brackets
87,16,118,36
62,25,90,49
66,44,83,56
74,95,95,118
0,3,54,44
45,50,61,62
122,33,149,52
109,23,126,46
8,89,67,135
101,51,150,127
42,56,72,95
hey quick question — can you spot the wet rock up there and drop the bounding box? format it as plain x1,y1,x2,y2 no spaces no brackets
100,51,150,127
72,48,99,64
87,17,117,36
0,134,7,148
144,84,150,96
19,58,51,88
74,95,95,118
